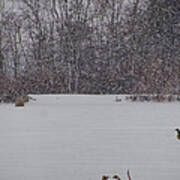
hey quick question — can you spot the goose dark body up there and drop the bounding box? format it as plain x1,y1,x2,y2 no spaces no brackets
175,128,180,140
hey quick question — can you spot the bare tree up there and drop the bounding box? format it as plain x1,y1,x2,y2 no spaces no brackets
1,0,180,98
0,0,4,74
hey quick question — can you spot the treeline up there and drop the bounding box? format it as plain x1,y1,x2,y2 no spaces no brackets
0,0,180,101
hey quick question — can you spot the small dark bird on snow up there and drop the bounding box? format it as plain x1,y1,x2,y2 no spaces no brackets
175,128,180,140
115,96,121,102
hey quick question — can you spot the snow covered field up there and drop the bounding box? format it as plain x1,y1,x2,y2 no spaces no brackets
0,95,180,180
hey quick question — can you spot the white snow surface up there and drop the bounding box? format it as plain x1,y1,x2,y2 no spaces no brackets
0,94,180,180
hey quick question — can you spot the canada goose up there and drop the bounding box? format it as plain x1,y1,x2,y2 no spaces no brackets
175,128,180,140
102,175,110,180
112,175,121,180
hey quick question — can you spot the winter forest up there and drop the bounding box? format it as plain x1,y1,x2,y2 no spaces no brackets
0,0,180,101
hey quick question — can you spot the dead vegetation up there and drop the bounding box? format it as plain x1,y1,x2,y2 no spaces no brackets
15,97,24,107
126,94,180,102
102,170,132,180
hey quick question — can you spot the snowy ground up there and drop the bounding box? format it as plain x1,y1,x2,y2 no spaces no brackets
0,95,180,180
